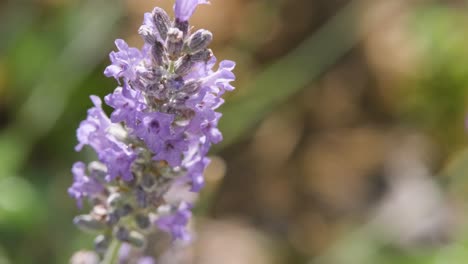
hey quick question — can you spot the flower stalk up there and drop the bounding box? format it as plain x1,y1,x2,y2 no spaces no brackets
101,240,121,264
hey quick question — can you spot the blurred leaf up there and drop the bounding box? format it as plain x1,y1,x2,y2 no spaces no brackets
218,0,407,148
0,0,124,175
16,0,124,138
314,229,380,264
0,132,29,178
0,245,11,264
7,32,57,94
441,148,468,195
399,6,468,150
429,239,468,264
0,176,42,229
0,1,37,54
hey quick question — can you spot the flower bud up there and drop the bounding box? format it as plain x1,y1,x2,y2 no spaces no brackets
166,28,184,60
174,55,194,76
136,187,148,208
92,204,108,217
191,49,212,62
141,173,156,191
73,215,106,233
152,7,171,41
106,211,120,226
114,226,130,242
107,193,124,208
127,231,147,248
88,161,107,181
169,93,190,108
138,25,157,44
151,41,165,66
135,214,151,230
174,92,190,101
160,103,177,114
181,80,201,95
175,19,189,36
94,235,110,254
139,67,162,84
186,29,213,53
116,204,133,217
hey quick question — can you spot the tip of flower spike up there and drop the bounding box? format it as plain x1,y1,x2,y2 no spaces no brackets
90,95,102,107
156,202,193,241
190,175,204,192
219,60,236,71
114,39,129,50
174,0,210,22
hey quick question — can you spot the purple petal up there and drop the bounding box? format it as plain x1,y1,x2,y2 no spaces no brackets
138,257,155,264
156,202,193,241
174,0,209,21
134,111,174,153
68,162,103,208
104,86,145,126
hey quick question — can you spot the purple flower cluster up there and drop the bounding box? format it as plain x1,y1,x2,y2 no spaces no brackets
69,0,234,261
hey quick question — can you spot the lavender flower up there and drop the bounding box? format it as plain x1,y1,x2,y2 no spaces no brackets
156,202,193,241
68,162,103,208
69,0,235,262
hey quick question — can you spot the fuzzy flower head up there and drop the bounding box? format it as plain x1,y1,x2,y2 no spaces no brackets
70,0,235,261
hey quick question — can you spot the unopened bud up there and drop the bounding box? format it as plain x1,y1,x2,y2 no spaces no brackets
127,231,147,248
88,161,107,181
172,92,190,105
191,49,212,62
116,204,133,217
175,19,189,36
166,28,184,59
74,215,106,233
94,235,110,254
151,41,165,66
139,68,162,84
106,211,120,225
114,226,130,242
181,80,201,95
152,7,171,41
160,103,177,114
141,174,156,191
135,214,151,230
92,204,107,218
138,25,157,44
107,193,124,208
186,29,213,53
136,187,148,208
165,76,184,93
174,55,194,76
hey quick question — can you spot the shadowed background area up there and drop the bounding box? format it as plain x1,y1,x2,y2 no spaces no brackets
1,0,468,263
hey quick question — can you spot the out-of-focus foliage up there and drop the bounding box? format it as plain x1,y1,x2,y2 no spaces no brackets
1,0,468,263
399,5,468,151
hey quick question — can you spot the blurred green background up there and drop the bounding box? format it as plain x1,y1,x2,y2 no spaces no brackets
1,0,468,263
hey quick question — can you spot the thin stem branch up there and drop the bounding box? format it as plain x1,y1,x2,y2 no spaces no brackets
101,239,121,264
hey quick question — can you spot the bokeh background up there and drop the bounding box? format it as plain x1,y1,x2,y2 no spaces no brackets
1,0,468,263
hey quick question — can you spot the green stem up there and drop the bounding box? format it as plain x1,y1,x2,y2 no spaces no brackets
101,239,121,264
